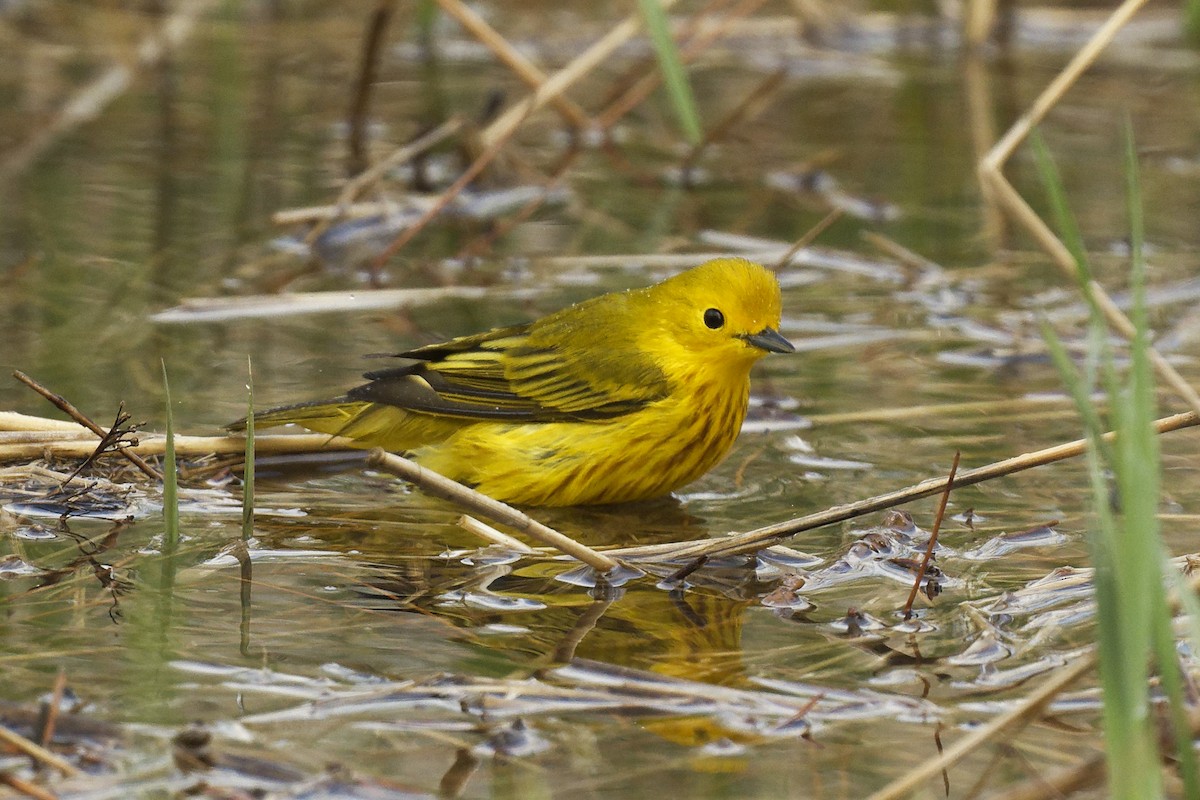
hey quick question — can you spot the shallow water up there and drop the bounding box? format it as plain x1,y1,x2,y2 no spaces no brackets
2,3,1200,797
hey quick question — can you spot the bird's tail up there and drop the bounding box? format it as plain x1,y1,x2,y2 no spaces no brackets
230,399,455,452
229,399,371,439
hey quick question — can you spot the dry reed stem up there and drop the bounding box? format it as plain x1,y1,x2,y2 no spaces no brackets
366,449,619,573
607,410,1200,562
859,231,943,273
866,652,1098,800
436,0,591,129
153,285,536,324
13,372,162,481
0,431,96,444
0,412,355,461
0,721,83,778
368,0,740,267
976,0,1200,418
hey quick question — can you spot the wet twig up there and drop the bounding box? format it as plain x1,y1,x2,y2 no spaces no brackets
38,669,68,749
772,207,844,272
902,451,959,619
12,371,162,481
60,403,142,487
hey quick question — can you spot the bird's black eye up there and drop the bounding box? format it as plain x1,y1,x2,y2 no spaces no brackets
703,308,725,329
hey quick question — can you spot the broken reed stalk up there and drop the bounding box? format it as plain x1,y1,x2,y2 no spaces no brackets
12,371,162,481
607,410,1200,562
366,449,618,573
902,450,959,619
0,410,356,461
975,0,1200,419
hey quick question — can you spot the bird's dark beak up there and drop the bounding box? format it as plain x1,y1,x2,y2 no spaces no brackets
740,326,795,353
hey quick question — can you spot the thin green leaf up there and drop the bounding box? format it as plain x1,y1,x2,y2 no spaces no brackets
1031,130,1092,289
242,357,255,543
638,0,702,145
161,360,179,549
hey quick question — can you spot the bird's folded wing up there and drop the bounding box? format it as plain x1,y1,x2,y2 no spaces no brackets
350,317,669,422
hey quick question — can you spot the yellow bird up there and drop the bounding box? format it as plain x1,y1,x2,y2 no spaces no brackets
241,257,793,506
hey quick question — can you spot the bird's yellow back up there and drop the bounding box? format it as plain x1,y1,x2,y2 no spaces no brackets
243,258,791,505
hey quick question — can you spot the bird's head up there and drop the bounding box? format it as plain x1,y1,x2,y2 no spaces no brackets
645,257,793,376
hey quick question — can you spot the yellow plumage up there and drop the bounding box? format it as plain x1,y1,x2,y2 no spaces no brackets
240,258,793,506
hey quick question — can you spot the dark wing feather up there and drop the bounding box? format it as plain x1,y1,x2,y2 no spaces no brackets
348,298,669,422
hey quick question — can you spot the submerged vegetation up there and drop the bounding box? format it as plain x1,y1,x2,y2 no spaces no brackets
3,1,1200,797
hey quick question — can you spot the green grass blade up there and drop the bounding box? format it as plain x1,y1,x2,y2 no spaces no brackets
1031,130,1092,289
1125,119,1198,796
242,357,255,543
161,360,179,549
638,0,702,145
1040,124,1180,797
1039,318,1113,465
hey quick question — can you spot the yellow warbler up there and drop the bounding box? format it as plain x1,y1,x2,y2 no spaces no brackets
242,257,792,506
